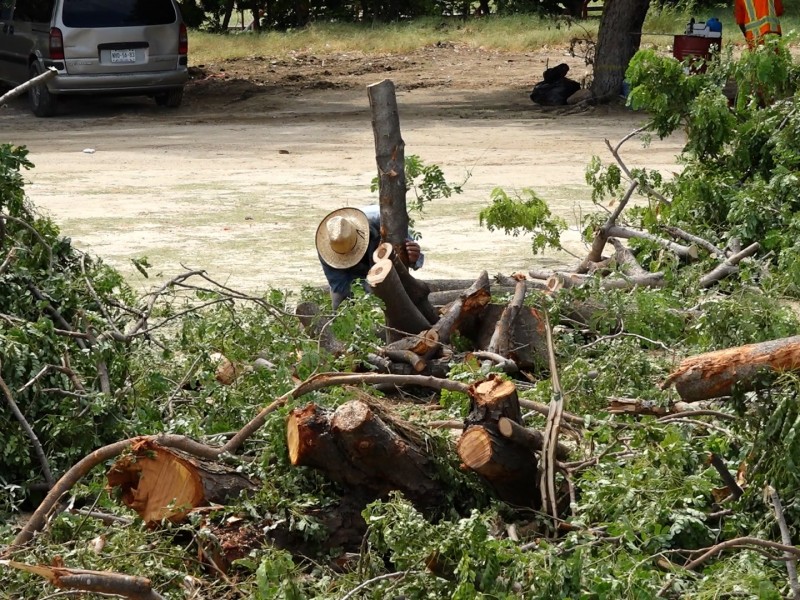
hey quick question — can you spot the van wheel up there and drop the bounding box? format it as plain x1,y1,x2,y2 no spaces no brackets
155,88,183,108
28,63,58,118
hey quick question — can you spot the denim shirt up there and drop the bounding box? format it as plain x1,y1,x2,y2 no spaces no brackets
319,205,423,295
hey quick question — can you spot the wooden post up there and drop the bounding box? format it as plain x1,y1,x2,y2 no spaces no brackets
368,79,409,266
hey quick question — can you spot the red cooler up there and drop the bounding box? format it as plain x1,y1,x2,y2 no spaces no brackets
673,18,722,73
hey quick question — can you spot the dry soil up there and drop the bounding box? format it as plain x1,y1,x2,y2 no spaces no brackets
0,44,684,296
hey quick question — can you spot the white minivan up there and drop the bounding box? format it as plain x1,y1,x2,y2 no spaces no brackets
0,0,189,116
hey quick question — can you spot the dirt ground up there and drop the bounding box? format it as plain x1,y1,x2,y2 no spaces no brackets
0,44,685,296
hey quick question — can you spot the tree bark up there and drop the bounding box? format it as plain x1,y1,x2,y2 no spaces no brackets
368,79,409,266
367,258,432,342
591,0,650,98
432,270,491,345
106,440,259,524
497,417,570,461
663,335,800,401
373,242,438,324
487,280,527,357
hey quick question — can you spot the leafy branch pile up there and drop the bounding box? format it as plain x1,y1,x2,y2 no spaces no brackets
2,41,800,599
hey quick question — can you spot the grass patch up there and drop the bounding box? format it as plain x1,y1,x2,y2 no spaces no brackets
189,11,799,65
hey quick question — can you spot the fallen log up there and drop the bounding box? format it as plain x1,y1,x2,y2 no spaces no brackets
457,375,540,507
1,561,164,600
288,400,444,510
663,335,800,401
106,439,259,524
367,258,432,342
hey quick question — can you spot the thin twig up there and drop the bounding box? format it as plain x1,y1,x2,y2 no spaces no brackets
0,367,54,488
0,215,53,272
340,571,410,600
683,536,800,571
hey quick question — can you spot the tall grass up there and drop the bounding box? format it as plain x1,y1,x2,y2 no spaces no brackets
188,10,799,64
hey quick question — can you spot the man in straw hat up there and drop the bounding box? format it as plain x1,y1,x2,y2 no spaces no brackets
316,205,422,309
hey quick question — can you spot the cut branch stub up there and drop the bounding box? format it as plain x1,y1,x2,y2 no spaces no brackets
432,270,491,345
373,242,438,324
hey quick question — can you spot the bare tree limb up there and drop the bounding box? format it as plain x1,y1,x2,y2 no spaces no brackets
540,311,565,519
605,134,671,206
708,453,743,500
683,536,800,571
662,226,725,258
767,485,800,598
699,242,760,288
0,67,57,106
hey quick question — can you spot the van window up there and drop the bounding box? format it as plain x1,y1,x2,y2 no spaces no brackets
12,0,56,22
61,0,176,28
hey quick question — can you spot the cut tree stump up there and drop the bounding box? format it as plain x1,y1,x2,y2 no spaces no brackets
663,335,800,401
457,375,540,508
469,304,547,370
288,399,443,510
106,439,259,524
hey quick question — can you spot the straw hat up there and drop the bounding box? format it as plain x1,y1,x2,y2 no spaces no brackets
315,208,370,269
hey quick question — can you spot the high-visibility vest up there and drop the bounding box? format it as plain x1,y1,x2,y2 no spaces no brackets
738,0,782,43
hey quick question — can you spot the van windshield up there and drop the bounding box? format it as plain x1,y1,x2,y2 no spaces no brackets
62,0,176,28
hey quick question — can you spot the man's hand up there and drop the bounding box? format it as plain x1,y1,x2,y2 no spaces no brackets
405,240,421,265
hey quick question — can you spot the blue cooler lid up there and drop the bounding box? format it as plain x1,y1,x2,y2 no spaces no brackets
707,17,722,32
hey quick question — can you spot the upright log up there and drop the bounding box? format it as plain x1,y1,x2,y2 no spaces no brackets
486,280,527,358
457,375,540,508
367,258,432,342
663,335,800,401
368,79,409,266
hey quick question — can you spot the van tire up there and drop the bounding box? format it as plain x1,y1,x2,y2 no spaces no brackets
28,63,58,118
155,88,183,108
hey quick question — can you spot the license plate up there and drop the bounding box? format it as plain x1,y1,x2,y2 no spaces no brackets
110,49,136,64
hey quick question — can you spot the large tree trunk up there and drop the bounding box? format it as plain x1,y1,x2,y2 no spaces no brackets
591,0,650,98
368,79,410,266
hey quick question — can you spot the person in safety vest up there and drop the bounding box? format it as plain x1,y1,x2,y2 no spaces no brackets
735,0,784,46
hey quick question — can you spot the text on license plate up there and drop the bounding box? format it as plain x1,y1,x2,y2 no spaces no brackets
110,49,136,63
